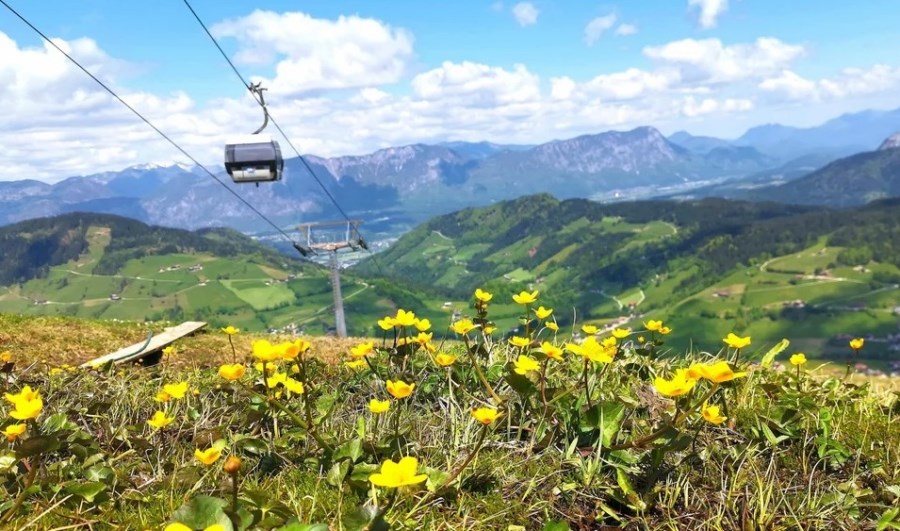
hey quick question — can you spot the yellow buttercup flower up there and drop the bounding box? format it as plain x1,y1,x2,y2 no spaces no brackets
369,456,427,488
789,353,807,366
566,337,614,364
378,316,396,330
472,407,501,425
849,338,864,350
513,355,540,375
154,390,171,403
4,385,38,406
369,399,391,414
386,380,415,399
474,288,493,302
266,372,287,389
49,367,63,376
282,378,305,395
534,306,553,320
581,324,598,335
435,353,458,367
723,333,752,349
350,342,375,358
483,324,496,334
696,361,747,383
653,373,696,397
252,340,279,362
509,336,530,348
163,382,189,400
0,351,11,363
644,320,663,332
512,290,539,305
658,326,672,335
601,336,617,348
147,411,175,429
3,423,26,442
540,342,563,361
194,447,222,466
702,404,727,425
612,327,631,339
344,359,367,370
221,325,240,335
546,321,559,332
415,332,433,345
415,318,432,332
394,309,418,327
451,319,477,335
218,363,246,381
162,346,175,356
9,397,43,420
163,524,225,531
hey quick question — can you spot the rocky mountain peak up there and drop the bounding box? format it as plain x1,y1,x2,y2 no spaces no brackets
877,133,900,151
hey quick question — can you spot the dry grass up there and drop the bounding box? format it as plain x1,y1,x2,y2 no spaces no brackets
0,312,361,368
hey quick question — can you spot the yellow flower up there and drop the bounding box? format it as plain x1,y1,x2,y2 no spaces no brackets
4,385,39,407
163,381,189,400
386,380,415,399
154,391,171,403
566,337,614,364
218,363,246,381
9,397,43,420
162,346,175,356
471,407,501,425
434,353,458,367
282,378,305,395
581,325,598,335
221,325,240,335
266,372,287,389
546,321,559,332
849,338,864,350
644,320,663,332
350,342,375,358
344,359,367,370
658,326,672,335
369,399,391,414
540,342,563,361
702,404,727,425
252,340,279,362
415,318,432,332
601,336,617,348
164,524,192,531
696,361,747,383
394,309,417,327
280,339,311,360
683,364,705,381
611,327,631,339
653,373,696,397
512,290,539,305
369,456,428,488
451,319,477,335
513,355,540,375
789,353,807,366
377,316,396,330
415,332,433,345
483,324,496,334
474,288,493,302
637,336,645,343
723,333,752,349
0,351,11,363
508,336,530,348
3,423,26,442
49,367,63,376
422,342,437,353
534,306,553,320
194,447,222,466
147,411,175,429
291,363,300,374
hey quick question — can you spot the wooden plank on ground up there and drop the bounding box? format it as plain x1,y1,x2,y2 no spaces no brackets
80,321,207,368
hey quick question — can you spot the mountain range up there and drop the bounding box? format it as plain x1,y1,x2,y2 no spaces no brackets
2,106,899,235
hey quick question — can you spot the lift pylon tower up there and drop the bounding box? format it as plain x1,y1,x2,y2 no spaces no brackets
296,220,368,338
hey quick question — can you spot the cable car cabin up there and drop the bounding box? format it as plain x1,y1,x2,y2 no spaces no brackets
224,135,284,183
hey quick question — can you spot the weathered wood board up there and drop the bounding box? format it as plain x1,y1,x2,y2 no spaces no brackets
80,321,207,368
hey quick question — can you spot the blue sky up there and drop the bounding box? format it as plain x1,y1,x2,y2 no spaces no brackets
1,0,899,180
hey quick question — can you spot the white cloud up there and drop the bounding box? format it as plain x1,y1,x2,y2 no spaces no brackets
682,96,753,117
688,0,728,29
584,14,617,45
411,61,540,106
210,10,414,96
615,24,639,36
760,64,900,101
644,37,806,84
511,2,539,26
580,68,679,101
550,76,577,100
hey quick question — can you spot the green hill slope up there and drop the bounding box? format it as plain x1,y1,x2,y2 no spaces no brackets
355,194,900,361
0,213,447,335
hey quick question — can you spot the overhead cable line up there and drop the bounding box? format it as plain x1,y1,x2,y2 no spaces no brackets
0,0,314,262
181,0,388,277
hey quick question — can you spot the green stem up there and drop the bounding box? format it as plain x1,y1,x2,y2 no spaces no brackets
462,335,502,404
0,455,40,524
581,358,593,408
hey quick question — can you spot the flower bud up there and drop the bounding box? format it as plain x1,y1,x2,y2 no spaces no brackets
223,455,241,475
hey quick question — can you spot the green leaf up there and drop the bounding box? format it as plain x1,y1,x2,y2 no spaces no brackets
342,502,388,531
760,338,789,368
334,438,363,462
278,523,329,531
326,460,350,488
236,437,270,456
169,495,234,530
42,413,75,433
505,371,537,396
64,481,107,503
581,401,626,446
0,453,17,474
16,435,60,458
542,520,571,531
877,507,900,531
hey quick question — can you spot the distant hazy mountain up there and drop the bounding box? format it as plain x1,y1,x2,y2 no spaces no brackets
437,140,533,159
667,131,734,154
736,107,900,159
744,133,900,207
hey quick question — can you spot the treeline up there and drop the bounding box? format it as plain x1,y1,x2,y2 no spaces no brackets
0,212,305,284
